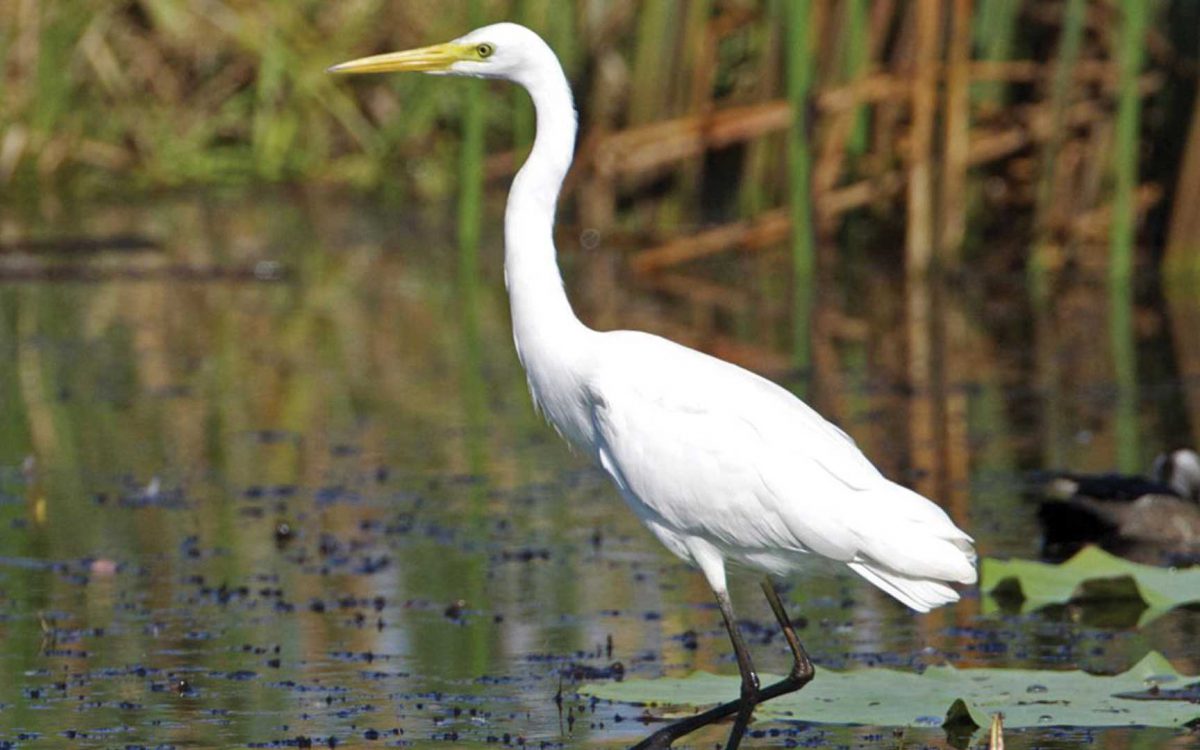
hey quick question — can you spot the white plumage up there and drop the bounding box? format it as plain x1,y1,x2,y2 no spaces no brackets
331,21,977,747
572,330,976,612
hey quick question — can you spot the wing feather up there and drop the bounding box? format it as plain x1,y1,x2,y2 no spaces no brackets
585,331,890,561
580,330,976,607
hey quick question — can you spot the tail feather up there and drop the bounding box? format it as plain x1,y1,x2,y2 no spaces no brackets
852,484,978,587
863,531,978,585
847,483,978,612
848,561,962,613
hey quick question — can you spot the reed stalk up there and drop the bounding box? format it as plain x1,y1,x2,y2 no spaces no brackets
785,0,816,279
458,0,486,275
678,0,715,214
971,0,1019,108
510,0,536,163
546,0,579,80
906,0,939,273
842,0,870,157
785,0,816,378
629,0,676,125
939,0,973,261
1028,0,1086,285
738,0,783,219
1110,0,1148,283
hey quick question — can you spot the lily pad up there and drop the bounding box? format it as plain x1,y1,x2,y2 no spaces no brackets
981,546,1200,625
581,652,1198,729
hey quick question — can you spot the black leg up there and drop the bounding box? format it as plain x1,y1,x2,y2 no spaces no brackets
723,701,753,750
715,589,757,750
632,581,817,750
632,588,758,750
715,589,760,701
760,578,815,684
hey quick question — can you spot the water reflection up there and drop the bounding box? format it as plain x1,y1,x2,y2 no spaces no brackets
0,191,1197,747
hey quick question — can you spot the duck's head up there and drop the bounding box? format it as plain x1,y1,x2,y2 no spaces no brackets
1152,449,1200,503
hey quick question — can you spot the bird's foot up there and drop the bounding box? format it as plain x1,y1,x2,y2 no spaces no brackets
789,657,815,685
632,670,809,750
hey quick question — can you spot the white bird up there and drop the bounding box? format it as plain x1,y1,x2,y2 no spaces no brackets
331,23,977,749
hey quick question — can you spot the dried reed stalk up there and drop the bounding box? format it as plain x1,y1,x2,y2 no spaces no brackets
629,209,790,274
905,0,939,274
940,0,973,260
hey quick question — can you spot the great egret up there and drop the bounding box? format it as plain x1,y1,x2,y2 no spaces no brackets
331,23,977,749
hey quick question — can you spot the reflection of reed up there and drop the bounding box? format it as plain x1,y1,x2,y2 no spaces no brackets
1110,277,1140,472
905,275,938,499
1165,77,1200,276
1164,276,1200,448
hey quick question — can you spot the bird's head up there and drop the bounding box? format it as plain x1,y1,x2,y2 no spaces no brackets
328,22,549,84
1155,448,1200,503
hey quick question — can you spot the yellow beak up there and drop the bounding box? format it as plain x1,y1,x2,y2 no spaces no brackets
327,42,471,75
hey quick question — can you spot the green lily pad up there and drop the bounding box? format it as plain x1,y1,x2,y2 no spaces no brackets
581,652,1199,729
981,546,1200,625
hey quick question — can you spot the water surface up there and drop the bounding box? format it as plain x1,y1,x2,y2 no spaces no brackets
0,191,1197,748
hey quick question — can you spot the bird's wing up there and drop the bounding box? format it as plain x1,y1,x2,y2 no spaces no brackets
585,332,976,590
584,332,893,560
595,332,885,480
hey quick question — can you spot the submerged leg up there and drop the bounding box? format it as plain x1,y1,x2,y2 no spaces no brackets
633,580,817,749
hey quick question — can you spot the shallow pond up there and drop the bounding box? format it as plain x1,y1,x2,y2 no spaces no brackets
0,191,1197,748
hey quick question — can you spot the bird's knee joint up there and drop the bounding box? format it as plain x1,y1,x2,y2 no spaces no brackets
741,673,761,702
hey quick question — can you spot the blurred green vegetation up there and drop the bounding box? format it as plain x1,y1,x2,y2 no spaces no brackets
0,3,1188,180
2,1,1199,273
0,0,558,197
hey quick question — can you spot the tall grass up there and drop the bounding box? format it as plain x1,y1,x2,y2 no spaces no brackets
0,1,483,192
1,0,1195,282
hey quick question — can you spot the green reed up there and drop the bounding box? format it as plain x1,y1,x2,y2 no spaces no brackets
786,0,816,378
842,0,870,157
972,0,1021,107
458,0,487,273
1110,0,1148,283
630,0,677,125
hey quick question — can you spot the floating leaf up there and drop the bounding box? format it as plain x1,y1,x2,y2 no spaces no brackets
581,652,1199,729
981,546,1200,625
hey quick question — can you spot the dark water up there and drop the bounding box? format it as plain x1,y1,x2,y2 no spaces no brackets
0,191,1197,748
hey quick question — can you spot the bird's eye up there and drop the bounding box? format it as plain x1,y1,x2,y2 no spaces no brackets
476,43,494,58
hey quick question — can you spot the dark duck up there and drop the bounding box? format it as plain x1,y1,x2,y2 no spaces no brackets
1036,449,1200,563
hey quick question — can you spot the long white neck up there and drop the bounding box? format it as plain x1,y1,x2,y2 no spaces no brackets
505,54,588,366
